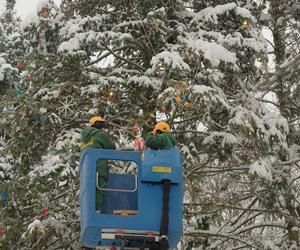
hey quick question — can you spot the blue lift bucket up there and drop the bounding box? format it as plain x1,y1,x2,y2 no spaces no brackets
80,148,183,249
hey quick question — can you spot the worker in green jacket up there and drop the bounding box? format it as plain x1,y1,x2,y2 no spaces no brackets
145,122,176,150
81,116,116,212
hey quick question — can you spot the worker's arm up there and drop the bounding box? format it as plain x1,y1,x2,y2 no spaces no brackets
97,132,116,150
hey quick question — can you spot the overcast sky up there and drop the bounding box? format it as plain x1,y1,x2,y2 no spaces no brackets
0,0,61,19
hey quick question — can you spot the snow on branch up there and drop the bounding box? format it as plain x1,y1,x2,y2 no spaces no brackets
184,229,255,249
249,159,273,182
36,0,57,15
147,51,190,75
191,3,255,24
202,132,238,148
232,222,286,235
127,75,162,90
29,154,64,177
183,38,238,68
191,84,230,110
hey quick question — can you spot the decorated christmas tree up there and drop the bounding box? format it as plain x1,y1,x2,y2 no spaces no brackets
0,0,299,249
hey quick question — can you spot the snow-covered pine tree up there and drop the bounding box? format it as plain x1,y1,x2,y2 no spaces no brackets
0,1,82,249
0,0,23,95
0,0,298,249
171,1,292,249
250,0,300,248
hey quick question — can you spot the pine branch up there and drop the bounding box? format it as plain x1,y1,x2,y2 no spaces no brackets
184,230,255,249
277,158,300,165
233,222,286,235
84,45,127,67
101,43,146,71
173,130,209,136
255,98,279,107
230,198,258,227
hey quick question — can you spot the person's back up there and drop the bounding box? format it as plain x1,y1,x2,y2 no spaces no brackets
145,122,176,150
81,126,115,150
80,116,116,212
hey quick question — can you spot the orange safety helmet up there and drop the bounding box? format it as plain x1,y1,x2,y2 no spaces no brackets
88,116,105,127
153,122,171,133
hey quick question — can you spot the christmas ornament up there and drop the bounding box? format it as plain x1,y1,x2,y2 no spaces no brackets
17,63,25,70
175,81,187,91
3,104,14,113
152,19,161,29
132,123,140,134
256,55,262,61
255,53,265,62
58,97,75,117
1,191,6,200
175,95,182,104
0,227,7,239
52,90,60,98
43,207,47,220
15,88,22,97
156,62,165,73
1,191,7,207
184,101,191,110
241,19,249,29
160,104,167,113
134,137,145,151
40,7,49,18
138,109,143,116
106,91,117,101
26,72,32,80
164,79,176,88
10,192,14,202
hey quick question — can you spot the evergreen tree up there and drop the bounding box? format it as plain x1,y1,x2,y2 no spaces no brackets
252,0,300,248
0,0,299,249
0,0,23,95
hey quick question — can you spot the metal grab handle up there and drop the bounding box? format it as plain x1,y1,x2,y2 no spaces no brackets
96,172,138,192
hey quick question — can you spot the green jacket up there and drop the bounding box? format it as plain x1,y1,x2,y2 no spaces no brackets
80,127,116,179
80,127,116,150
144,132,176,150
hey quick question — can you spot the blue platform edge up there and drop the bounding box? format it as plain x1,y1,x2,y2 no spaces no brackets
141,149,181,183
80,148,184,249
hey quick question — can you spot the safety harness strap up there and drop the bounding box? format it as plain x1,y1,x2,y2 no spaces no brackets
159,179,171,250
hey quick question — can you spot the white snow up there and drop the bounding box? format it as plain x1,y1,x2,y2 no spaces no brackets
148,51,191,74
192,3,255,24
263,112,289,135
59,21,83,38
191,85,215,95
27,219,42,234
55,129,81,151
185,38,237,67
127,76,162,90
81,84,100,95
58,37,81,52
21,12,38,29
202,132,238,147
262,239,281,250
29,154,64,177
39,107,47,114
0,57,6,65
86,30,97,43
249,159,273,182
58,179,67,187
88,108,98,114
1,63,14,71
37,0,54,14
